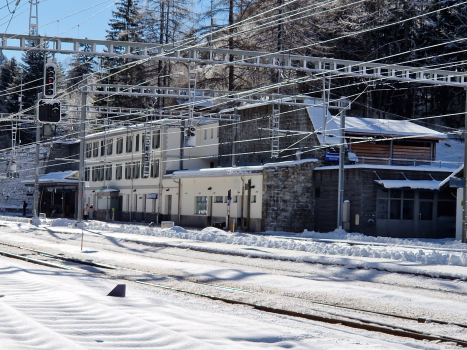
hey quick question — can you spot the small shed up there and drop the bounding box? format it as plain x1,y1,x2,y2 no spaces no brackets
22,170,79,218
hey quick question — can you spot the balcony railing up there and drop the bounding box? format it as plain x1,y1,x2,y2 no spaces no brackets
357,156,461,168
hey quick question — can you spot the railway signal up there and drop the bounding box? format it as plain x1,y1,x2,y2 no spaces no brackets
38,99,61,123
44,62,57,98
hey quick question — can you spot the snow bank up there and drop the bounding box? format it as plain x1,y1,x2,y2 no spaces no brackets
0,215,32,224
14,217,467,268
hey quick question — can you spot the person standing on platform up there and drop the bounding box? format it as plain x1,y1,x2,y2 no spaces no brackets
83,204,89,221
89,204,94,220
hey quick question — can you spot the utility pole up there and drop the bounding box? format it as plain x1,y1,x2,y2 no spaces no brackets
179,119,185,170
77,78,87,222
32,93,41,223
232,108,238,167
463,87,467,243
28,0,39,38
337,109,345,230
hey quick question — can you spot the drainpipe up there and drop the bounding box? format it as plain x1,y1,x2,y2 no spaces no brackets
158,127,165,223
241,176,245,230
174,178,181,226
247,179,251,231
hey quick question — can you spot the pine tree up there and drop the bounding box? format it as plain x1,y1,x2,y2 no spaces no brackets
20,51,46,112
0,58,20,113
67,43,96,89
96,0,148,114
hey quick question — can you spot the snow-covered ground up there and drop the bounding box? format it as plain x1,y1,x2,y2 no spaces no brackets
40,217,467,276
1,215,467,349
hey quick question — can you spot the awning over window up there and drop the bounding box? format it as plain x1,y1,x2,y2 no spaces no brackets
94,188,119,193
375,179,441,190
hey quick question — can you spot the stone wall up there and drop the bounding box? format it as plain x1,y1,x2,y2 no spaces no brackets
262,161,317,232
46,142,80,173
219,105,321,167
0,146,50,216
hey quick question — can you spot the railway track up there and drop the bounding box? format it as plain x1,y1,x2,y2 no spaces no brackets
1,240,467,348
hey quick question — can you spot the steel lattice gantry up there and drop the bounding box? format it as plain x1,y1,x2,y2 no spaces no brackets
85,83,351,108
1,33,467,88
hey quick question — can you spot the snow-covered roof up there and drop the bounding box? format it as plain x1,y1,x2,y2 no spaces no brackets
172,165,263,178
22,170,79,185
306,104,341,146
307,106,447,145
345,117,447,140
375,179,441,190
172,159,318,178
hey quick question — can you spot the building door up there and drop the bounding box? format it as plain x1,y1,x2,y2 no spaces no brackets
167,195,172,219
416,191,436,238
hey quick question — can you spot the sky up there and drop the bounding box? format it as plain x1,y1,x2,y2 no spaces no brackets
1,0,117,64
1,0,210,66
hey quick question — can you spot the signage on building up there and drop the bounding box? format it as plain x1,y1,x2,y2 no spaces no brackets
325,153,339,162
147,193,158,199
450,177,464,188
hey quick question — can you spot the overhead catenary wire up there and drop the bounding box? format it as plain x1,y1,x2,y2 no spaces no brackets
0,0,467,162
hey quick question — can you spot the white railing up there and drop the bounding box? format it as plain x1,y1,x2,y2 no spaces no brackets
357,156,461,168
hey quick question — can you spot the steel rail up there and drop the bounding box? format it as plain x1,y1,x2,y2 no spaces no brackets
1,239,467,346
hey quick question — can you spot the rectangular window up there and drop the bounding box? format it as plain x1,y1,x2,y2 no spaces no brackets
376,199,388,219
402,200,414,220
116,164,122,180
419,191,434,200
211,127,214,138
133,162,140,179
126,135,133,153
100,140,105,156
125,162,132,179
389,199,401,219
85,143,92,158
251,195,257,203
84,167,90,181
195,196,208,215
150,159,160,178
99,165,104,181
93,142,99,157
214,196,223,203
135,134,140,152
107,139,113,155
419,201,433,220
116,138,123,154
233,196,238,203
91,167,97,182
152,130,160,149
105,164,112,181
